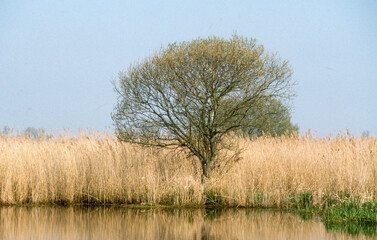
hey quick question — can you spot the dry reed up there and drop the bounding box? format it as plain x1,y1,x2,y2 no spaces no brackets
0,131,376,207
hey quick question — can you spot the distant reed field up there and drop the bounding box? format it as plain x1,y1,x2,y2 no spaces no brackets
0,131,376,207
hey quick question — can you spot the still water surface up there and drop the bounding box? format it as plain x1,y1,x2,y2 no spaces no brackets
0,206,369,240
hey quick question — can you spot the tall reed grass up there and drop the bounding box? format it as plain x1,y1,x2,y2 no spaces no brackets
0,130,376,207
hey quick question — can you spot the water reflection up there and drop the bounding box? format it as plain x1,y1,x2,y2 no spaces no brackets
0,207,370,239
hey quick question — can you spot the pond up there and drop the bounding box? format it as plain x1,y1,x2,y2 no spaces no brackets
0,206,371,239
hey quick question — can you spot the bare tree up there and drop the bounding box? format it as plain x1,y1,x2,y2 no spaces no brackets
112,35,295,181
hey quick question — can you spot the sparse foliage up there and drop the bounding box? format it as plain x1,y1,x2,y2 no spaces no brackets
1,126,52,139
23,127,52,139
239,98,299,137
1,126,11,137
361,130,371,138
112,35,295,180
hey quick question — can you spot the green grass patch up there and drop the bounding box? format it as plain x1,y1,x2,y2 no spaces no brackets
323,201,377,225
284,192,377,236
322,201,377,236
205,190,223,207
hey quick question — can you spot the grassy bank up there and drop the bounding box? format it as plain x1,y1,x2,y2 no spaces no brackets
323,201,377,236
283,192,377,236
0,131,376,232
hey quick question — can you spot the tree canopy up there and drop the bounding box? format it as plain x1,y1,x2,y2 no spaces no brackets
112,35,295,180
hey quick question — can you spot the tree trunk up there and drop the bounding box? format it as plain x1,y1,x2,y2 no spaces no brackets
201,157,215,184
200,139,217,184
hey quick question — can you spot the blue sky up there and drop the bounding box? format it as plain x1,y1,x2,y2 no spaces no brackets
1,0,376,136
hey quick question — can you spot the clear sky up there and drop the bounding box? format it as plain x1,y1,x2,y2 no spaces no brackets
1,0,376,136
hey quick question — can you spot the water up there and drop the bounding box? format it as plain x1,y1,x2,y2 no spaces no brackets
0,207,370,239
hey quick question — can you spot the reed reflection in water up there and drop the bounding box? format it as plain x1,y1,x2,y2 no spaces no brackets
0,207,368,240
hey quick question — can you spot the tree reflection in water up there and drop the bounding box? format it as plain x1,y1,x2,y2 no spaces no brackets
0,207,372,240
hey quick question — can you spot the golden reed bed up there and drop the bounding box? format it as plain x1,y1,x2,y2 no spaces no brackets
0,131,376,206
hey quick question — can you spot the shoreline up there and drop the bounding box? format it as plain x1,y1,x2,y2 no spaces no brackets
1,133,376,236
